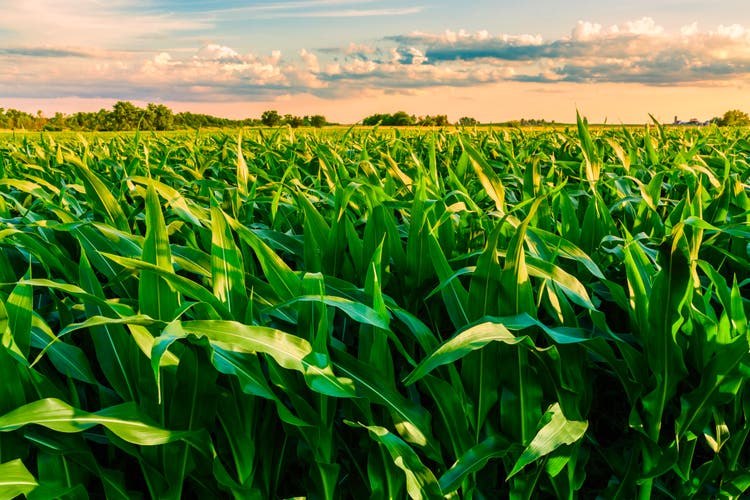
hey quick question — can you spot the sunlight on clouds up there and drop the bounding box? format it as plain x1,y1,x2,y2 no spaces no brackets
2,15,750,118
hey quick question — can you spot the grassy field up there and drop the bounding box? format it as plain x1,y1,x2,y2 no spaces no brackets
0,119,748,498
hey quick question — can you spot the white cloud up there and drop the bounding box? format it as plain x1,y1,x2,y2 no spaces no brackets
2,17,750,104
620,17,664,36
572,21,604,41
387,18,750,86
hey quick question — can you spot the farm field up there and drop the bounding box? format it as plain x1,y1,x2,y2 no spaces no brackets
0,120,748,498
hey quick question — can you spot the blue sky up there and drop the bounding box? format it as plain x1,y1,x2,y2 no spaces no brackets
2,0,750,123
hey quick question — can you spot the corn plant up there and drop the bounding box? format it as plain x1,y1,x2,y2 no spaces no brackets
0,121,748,499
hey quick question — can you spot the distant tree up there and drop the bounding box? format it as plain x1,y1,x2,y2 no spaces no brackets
0,104,320,131
390,111,416,126
458,116,478,126
362,113,390,126
283,114,305,128
261,110,281,127
308,114,326,128
362,112,417,126
418,114,449,126
4,108,35,129
145,103,174,130
95,109,113,130
43,112,66,131
34,110,46,130
434,115,449,126
717,109,750,126
111,101,142,130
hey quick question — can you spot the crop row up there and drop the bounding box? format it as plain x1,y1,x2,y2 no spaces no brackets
0,120,748,498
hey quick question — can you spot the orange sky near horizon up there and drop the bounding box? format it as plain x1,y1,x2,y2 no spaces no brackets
5,81,748,125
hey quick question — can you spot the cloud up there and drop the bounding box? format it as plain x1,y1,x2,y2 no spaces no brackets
0,48,91,58
205,0,421,19
2,17,750,104
385,18,750,85
0,1,212,48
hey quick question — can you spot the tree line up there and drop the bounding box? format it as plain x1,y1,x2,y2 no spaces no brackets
2,102,748,131
0,102,328,131
360,112,480,127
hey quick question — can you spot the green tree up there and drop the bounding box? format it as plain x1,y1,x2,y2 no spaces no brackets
145,103,174,131
362,113,390,126
390,111,416,126
43,112,66,131
459,116,479,126
418,114,449,126
111,101,142,130
261,110,281,127
283,114,304,128
308,114,326,128
718,109,750,126
362,112,416,126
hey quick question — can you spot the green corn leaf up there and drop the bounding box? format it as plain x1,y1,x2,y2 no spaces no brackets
332,348,438,456
140,181,180,321
225,213,301,301
468,223,503,319
526,227,605,280
269,295,389,331
439,434,510,493
0,398,186,445
405,321,534,385
526,255,596,310
507,403,588,478
211,347,310,427
100,252,231,320
68,154,130,232
352,422,443,500
6,269,33,361
210,203,247,318
427,225,470,328
500,197,544,317
77,252,140,401
300,272,329,354
676,328,749,439
461,137,505,214
129,176,206,226
300,195,330,273
0,459,38,500
576,110,600,186
642,229,691,441
420,375,473,461
237,133,250,196
30,318,97,384
156,320,356,399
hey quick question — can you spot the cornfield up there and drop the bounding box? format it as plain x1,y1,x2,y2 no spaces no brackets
0,117,748,499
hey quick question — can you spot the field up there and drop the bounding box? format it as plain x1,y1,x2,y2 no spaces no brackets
0,119,748,499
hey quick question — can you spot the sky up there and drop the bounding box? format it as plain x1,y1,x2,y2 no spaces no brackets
2,0,750,123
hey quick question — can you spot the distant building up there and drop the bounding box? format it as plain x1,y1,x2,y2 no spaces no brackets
672,116,709,126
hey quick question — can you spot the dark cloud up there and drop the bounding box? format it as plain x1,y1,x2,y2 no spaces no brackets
384,24,750,86
0,47,90,58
